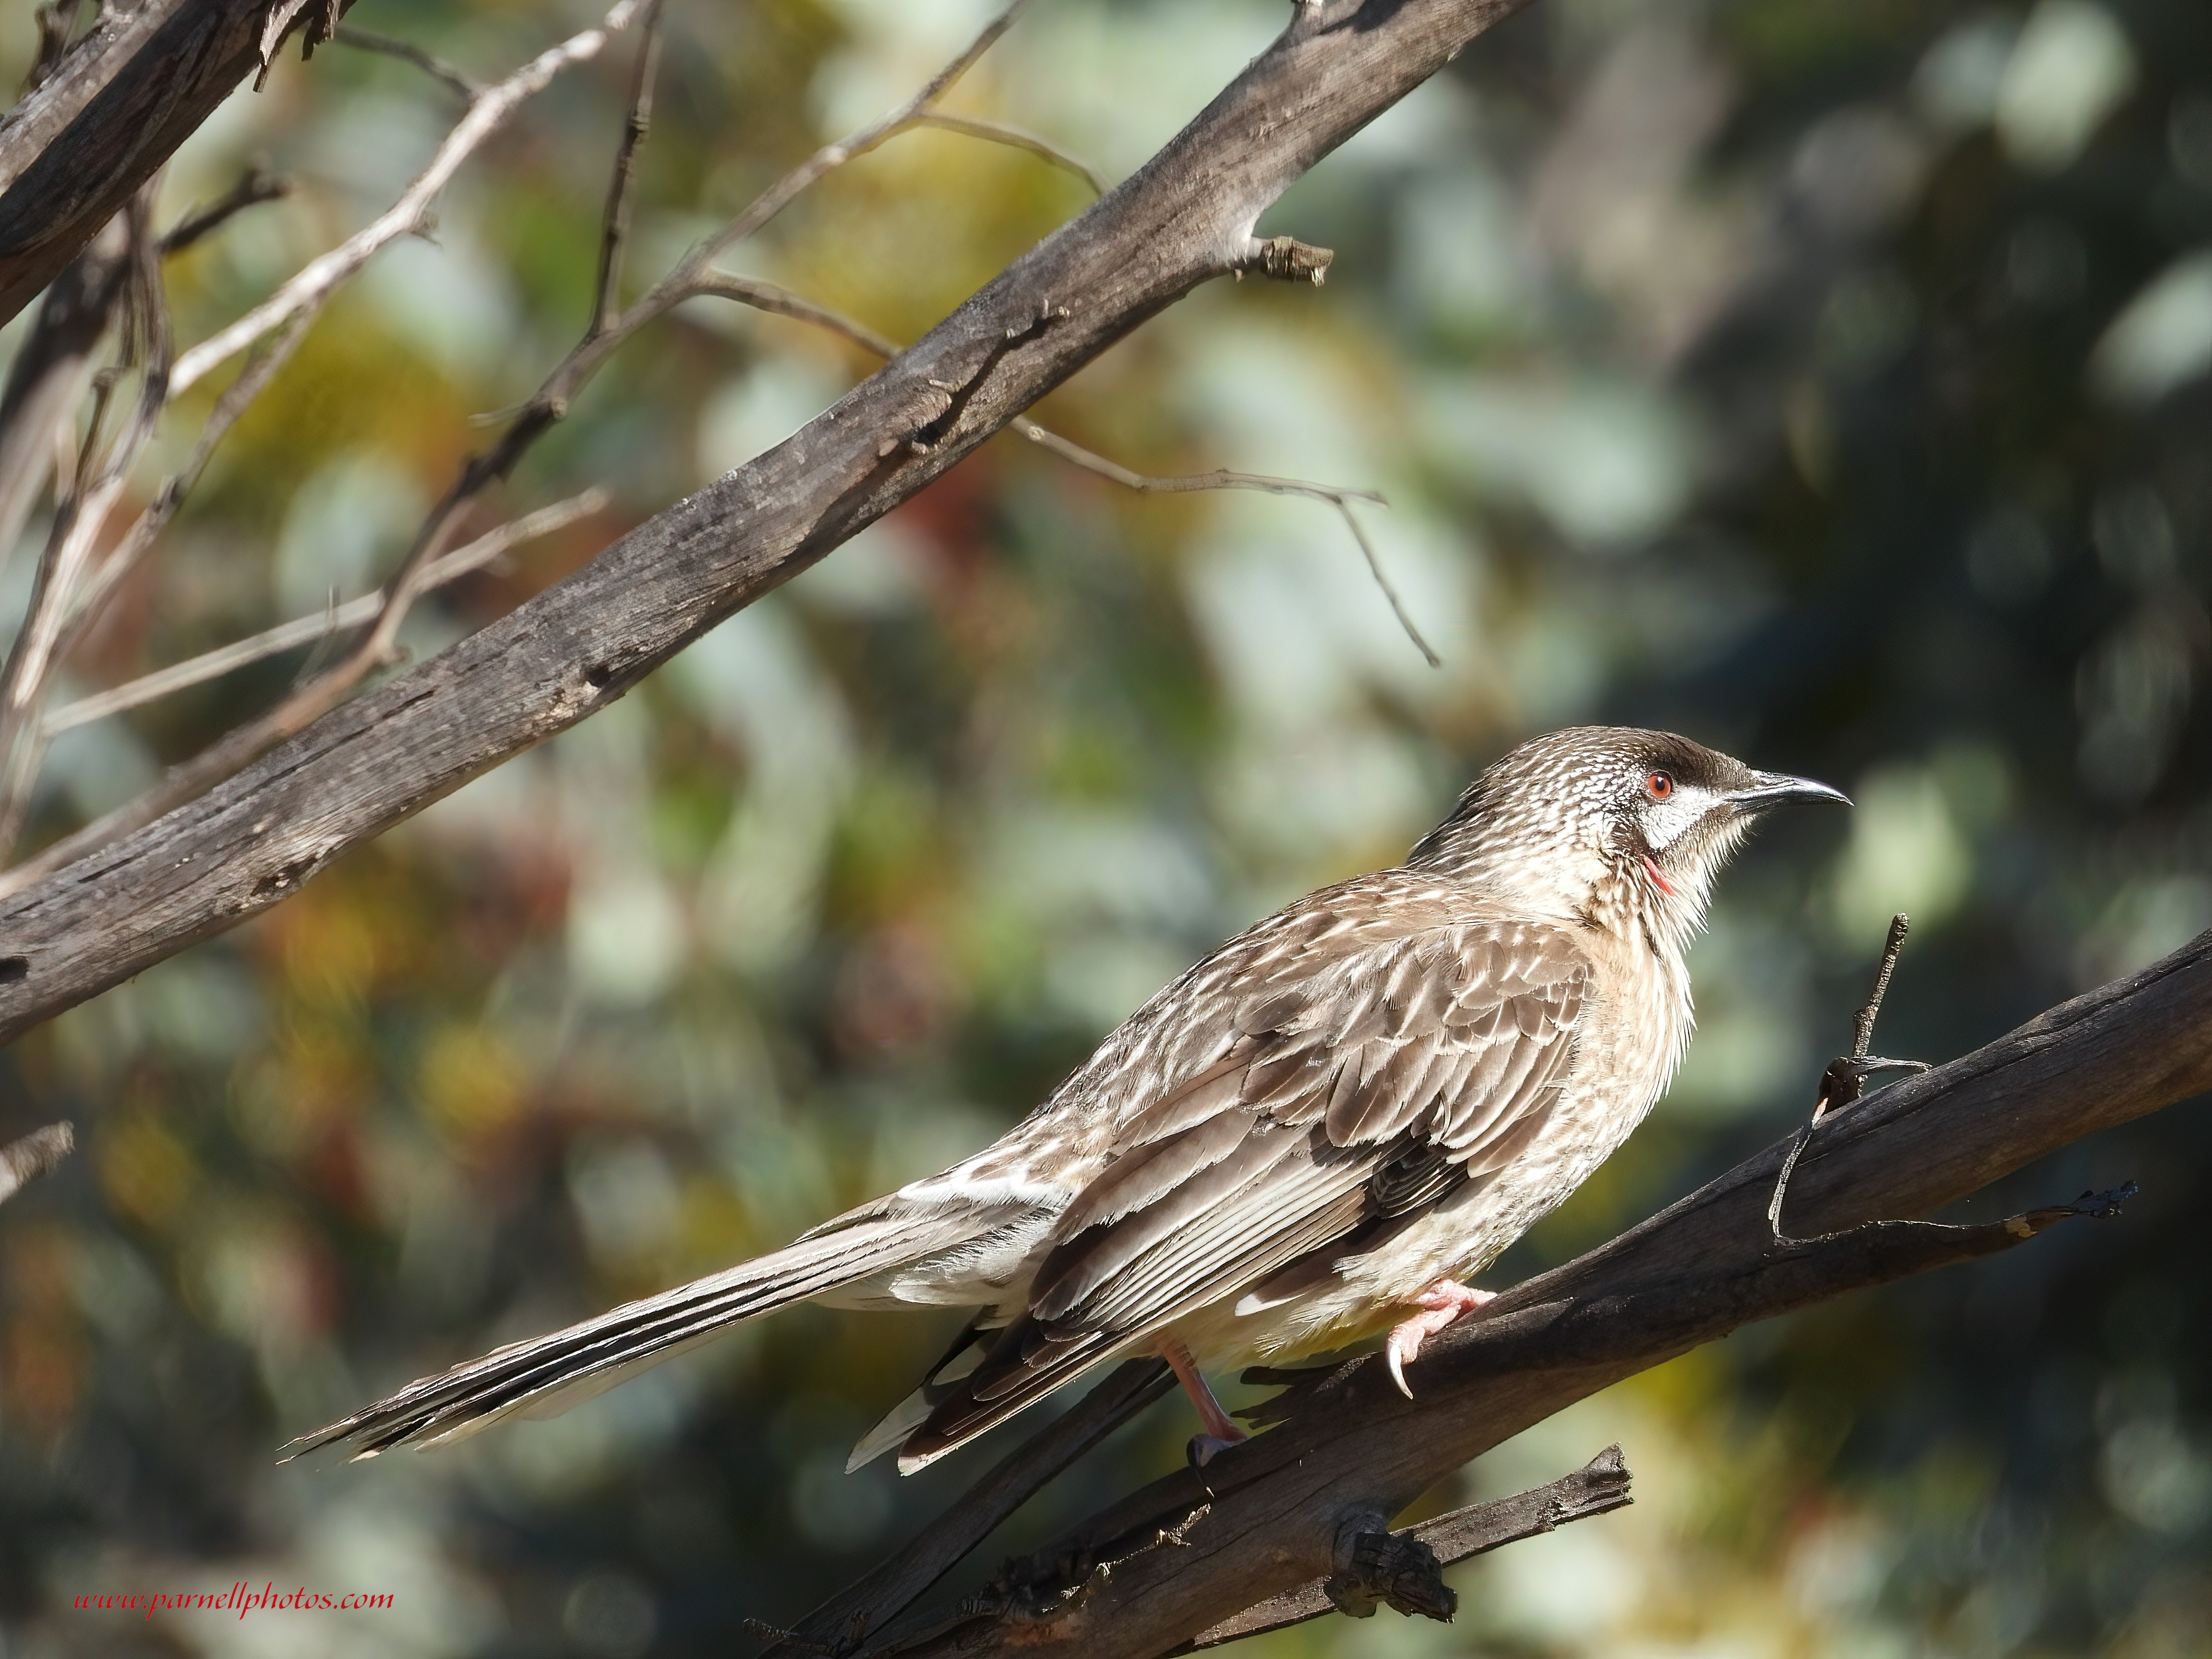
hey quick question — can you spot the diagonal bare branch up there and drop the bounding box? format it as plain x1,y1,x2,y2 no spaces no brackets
753,1359,1175,1659
1181,1445,1632,1648
0,0,366,327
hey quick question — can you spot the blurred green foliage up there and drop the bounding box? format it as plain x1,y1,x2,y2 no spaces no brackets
0,0,2208,1654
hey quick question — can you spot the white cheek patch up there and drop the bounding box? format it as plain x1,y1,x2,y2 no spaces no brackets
1643,785,1721,851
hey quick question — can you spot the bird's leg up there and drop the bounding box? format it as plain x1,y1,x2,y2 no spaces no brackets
1157,1335,1247,1466
1769,913,1931,1247
1383,1280,1496,1400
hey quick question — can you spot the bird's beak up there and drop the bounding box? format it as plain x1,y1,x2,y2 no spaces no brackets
1728,769,1851,813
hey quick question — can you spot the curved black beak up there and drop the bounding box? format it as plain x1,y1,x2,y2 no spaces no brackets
1728,769,1851,813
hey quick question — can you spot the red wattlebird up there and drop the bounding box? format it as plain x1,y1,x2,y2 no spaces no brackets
290,726,1845,1472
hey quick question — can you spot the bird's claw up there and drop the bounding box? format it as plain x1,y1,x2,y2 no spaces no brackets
1383,1282,1496,1400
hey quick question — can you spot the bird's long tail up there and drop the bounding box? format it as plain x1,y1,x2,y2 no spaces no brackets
285,1208,958,1461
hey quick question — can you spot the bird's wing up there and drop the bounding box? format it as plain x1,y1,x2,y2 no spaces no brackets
895,913,1590,1467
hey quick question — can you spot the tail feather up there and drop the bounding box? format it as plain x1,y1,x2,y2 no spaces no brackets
286,1211,972,1462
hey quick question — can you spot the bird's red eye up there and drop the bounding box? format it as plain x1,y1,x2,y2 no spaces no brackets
1646,771,1673,800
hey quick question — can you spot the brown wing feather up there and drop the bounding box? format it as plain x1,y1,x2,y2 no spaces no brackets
899,913,1591,1467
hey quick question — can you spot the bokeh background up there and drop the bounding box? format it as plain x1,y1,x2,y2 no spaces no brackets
0,0,2208,1652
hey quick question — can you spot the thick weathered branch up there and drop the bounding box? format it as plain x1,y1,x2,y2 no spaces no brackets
0,0,357,326
0,0,1535,1044
852,930,2210,1658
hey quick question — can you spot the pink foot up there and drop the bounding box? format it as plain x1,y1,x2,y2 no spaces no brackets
1157,1335,1247,1464
1384,1280,1495,1399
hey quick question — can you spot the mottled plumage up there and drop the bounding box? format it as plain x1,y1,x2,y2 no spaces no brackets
290,726,1843,1472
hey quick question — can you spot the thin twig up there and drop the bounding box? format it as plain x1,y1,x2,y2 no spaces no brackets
41,491,607,737
592,0,666,337
1854,912,1911,1061
687,276,1437,666
688,273,900,357
158,165,294,257
1014,420,1436,667
911,111,1108,195
0,1121,72,1206
173,0,650,398
332,24,483,100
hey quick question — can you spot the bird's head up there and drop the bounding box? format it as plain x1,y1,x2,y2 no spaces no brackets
1411,726,1848,950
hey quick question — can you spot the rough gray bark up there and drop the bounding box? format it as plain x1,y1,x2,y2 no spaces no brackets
0,0,1534,1046
0,0,351,326
841,929,2210,1658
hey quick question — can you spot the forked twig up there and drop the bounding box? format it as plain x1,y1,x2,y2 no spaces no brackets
1768,914,1931,1246
752,1358,1175,1659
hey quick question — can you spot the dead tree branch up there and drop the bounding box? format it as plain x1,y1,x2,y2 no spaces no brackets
752,1359,1176,1659
819,928,2210,1658
0,0,1535,1042
0,0,361,326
